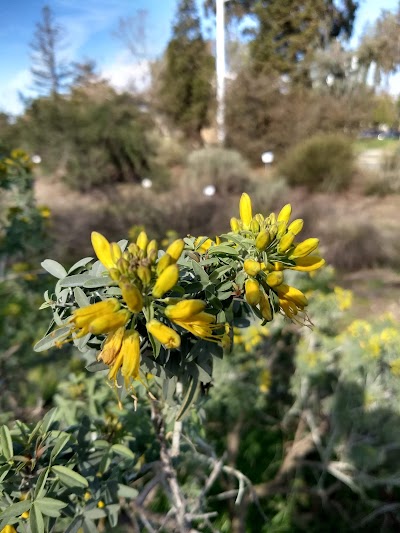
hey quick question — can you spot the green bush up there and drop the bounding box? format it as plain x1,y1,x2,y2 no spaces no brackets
185,147,250,193
277,133,354,192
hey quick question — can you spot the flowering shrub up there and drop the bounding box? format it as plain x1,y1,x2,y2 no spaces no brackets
34,193,324,414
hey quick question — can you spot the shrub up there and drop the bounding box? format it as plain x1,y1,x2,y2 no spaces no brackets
185,147,250,194
277,133,354,192
364,149,400,195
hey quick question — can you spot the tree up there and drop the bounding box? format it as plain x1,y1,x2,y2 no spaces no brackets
358,8,400,89
157,0,214,140
249,0,358,81
30,5,72,96
204,0,358,83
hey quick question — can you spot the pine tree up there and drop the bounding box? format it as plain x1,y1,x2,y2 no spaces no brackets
158,0,213,140
30,5,72,96
249,0,358,81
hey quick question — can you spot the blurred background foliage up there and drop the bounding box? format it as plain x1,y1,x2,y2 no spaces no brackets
1,0,400,530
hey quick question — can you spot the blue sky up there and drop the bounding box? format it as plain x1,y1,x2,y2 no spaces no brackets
0,0,399,115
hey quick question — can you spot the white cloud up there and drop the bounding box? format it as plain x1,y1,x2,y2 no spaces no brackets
101,50,151,92
0,69,33,115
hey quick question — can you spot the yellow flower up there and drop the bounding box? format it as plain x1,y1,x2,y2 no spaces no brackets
259,369,271,393
98,327,125,365
91,231,121,270
239,192,253,227
289,238,319,259
70,299,125,336
108,330,141,385
165,299,206,320
275,284,308,308
334,286,353,311
97,501,105,509
153,264,179,298
119,279,143,313
195,236,215,254
147,319,181,349
1,526,18,533
390,358,400,376
288,256,325,272
156,254,172,275
89,310,131,335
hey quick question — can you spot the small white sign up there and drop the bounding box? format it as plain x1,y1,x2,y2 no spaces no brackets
141,178,153,189
203,185,216,197
261,151,274,164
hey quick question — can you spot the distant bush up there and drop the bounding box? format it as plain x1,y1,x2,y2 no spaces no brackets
11,87,167,191
365,149,400,195
185,147,250,194
277,133,354,192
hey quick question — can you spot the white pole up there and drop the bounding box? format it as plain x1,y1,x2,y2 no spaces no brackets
216,0,227,144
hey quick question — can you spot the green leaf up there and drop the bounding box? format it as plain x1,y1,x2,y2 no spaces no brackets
83,517,99,533
34,468,49,499
85,360,108,373
190,259,209,285
30,503,45,533
110,444,135,459
64,515,84,533
33,327,71,352
41,259,68,279
207,245,239,256
68,257,93,274
84,507,107,519
0,500,31,520
117,484,139,499
41,408,58,433
52,466,88,488
59,274,92,287
73,287,90,307
34,497,67,518
176,375,199,421
83,276,112,288
50,434,71,463
0,426,13,460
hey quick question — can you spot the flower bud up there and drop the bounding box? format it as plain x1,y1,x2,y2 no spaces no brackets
147,239,158,262
277,204,292,224
277,232,295,253
137,265,151,286
250,218,260,233
243,259,261,277
120,331,141,385
136,231,148,252
290,256,325,272
239,192,253,227
289,238,319,259
255,230,270,251
119,280,143,313
267,271,284,287
153,264,179,298
288,218,304,235
245,279,261,306
230,217,240,232
259,292,273,321
166,239,184,262
156,253,172,276
91,231,116,270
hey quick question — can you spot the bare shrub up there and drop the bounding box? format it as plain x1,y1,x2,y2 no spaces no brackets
185,147,250,194
364,149,400,196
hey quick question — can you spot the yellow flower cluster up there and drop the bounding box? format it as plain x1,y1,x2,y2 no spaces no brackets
232,193,325,322
66,231,225,389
